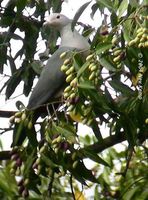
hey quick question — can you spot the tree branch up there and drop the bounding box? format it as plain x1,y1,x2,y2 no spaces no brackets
1,131,147,161
0,110,16,118
0,151,11,160
80,131,148,155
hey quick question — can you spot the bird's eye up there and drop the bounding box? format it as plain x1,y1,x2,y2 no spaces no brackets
56,15,60,19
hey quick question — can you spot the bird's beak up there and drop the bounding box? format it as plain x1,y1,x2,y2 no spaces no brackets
43,21,50,27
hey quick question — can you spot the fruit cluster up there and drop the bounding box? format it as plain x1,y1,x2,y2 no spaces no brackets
10,147,23,176
32,137,69,176
9,111,33,129
128,27,148,48
60,52,79,109
112,36,126,68
17,178,29,198
10,148,29,198
86,53,101,86
60,52,98,125
32,142,51,176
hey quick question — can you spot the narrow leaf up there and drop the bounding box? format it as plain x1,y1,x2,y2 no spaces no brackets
71,1,91,31
96,42,112,55
77,62,89,78
99,57,116,72
83,149,110,166
53,123,76,142
96,0,114,11
78,81,96,90
118,0,128,18
109,80,134,96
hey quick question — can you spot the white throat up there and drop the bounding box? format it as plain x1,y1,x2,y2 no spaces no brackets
60,24,90,50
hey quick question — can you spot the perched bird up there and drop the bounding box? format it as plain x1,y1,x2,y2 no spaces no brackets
12,13,90,146
27,13,90,111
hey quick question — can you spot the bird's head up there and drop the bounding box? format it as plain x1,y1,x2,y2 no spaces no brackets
43,13,71,30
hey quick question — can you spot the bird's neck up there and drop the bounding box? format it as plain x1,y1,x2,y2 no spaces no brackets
60,24,90,50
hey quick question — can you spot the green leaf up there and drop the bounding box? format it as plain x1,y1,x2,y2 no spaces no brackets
53,123,76,143
82,149,110,166
111,12,118,27
26,127,38,147
78,81,96,90
23,149,36,176
6,70,22,99
96,0,114,11
91,3,99,19
71,1,91,31
122,186,139,200
120,115,137,147
94,185,101,199
0,168,17,196
12,122,26,146
129,0,139,8
31,60,42,75
77,62,89,77
70,161,99,184
16,0,27,12
99,56,116,72
96,42,112,55
123,20,133,42
41,154,58,168
109,80,134,96
118,0,128,18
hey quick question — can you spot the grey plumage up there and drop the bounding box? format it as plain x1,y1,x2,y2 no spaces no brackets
27,13,90,110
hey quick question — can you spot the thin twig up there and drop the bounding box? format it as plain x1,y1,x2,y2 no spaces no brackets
70,175,76,200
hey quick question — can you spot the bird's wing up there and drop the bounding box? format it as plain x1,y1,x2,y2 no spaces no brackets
27,46,76,109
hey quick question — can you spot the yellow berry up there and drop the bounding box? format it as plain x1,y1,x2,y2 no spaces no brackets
111,37,118,45
54,148,59,154
64,86,72,93
63,92,70,99
86,54,94,61
28,121,33,129
70,78,77,87
128,40,136,46
65,66,75,75
14,111,22,118
9,115,15,123
113,49,122,56
63,58,71,65
69,92,76,99
89,72,96,80
138,43,144,48
145,118,148,124
39,145,46,154
72,161,78,169
113,55,121,63
66,74,74,82
82,118,88,124
72,152,77,161
87,118,93,126
24,178,29,186
136,27,143,34
15,118,21,123
21,112,26,121
90,64,97,72
67,105,75,112
137,31,143,38
60,52,67,59
61,65,68,72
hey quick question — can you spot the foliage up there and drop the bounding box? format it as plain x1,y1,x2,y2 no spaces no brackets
0,0,148,199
